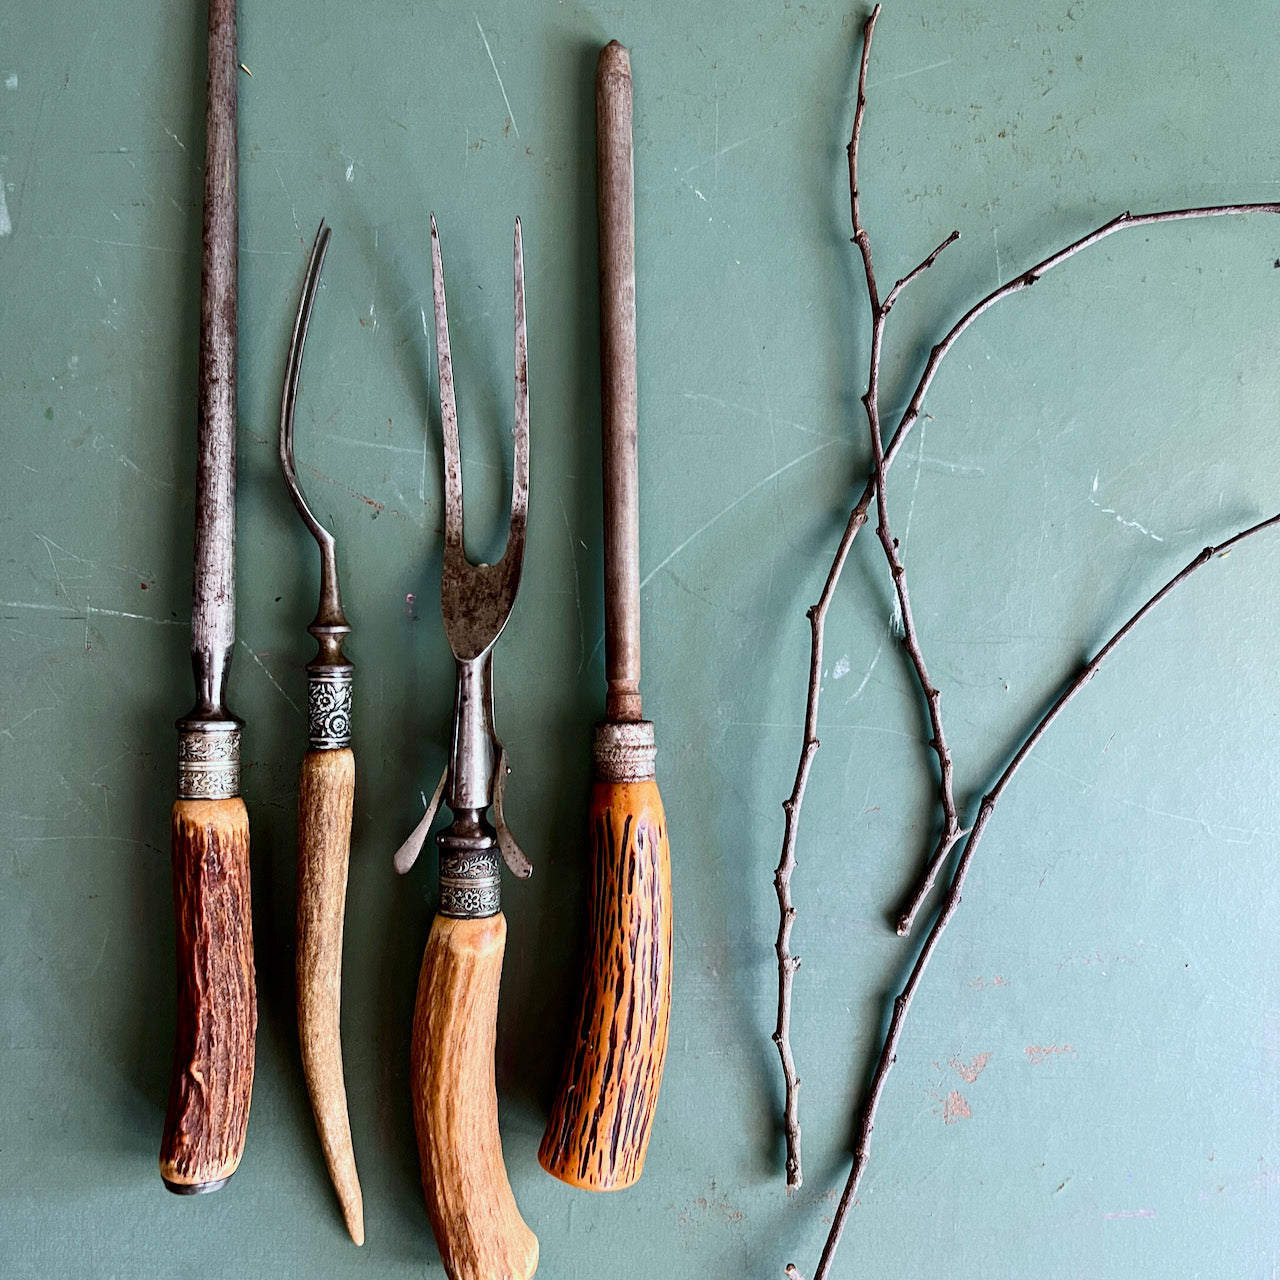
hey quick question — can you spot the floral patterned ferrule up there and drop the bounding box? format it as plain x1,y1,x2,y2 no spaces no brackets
307,667,353,751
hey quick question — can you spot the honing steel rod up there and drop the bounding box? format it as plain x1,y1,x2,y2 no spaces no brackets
539,40,674,1192
279,222,364,1246
394,216,537,1280
160,0,256,1195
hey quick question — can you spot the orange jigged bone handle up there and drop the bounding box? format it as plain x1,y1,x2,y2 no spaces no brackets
297,748,364,1244
411,912,538,1280
160,797,256,1192
539,779,673,1191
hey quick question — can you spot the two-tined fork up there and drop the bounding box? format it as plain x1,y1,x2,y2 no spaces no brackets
394,215,539,1280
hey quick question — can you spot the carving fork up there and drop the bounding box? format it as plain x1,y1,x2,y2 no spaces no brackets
394,215,538,1280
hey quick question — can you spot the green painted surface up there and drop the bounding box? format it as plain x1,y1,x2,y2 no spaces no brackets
3,1,1280,1275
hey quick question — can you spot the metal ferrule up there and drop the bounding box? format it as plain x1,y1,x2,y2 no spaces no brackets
593,719,656,783
307,665,353,750
177,718,242,799
437,816,501,918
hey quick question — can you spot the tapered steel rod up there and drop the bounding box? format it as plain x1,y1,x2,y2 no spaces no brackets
159,0,256,1195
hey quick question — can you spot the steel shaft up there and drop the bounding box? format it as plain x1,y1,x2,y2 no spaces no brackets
188,0,239,725
597,42,643,724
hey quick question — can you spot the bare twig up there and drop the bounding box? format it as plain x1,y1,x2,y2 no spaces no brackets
848,5,966,953
889,197,1280,932
772,5,1280,1188
775,496,873,1191
803,512,1280,1280
775,4,964,1194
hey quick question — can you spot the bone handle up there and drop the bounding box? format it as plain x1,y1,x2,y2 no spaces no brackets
160,797,256,1192
412,913,538,1280
538,779,672,1189
297,747,364,1244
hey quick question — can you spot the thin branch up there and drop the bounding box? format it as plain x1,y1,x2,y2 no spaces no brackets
847,2,965,961
774,494,874,1191
803,512,1280,1280
846,4,882,312
774,2,892,1194
772,0,1280,1192
881,201,1280,490
883,228,961,312
886,198,1280,938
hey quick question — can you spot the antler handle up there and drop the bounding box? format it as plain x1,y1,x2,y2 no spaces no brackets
412,912,538,1280
160,796,255,1191
297,746,363,1244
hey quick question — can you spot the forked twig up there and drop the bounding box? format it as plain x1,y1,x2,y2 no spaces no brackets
788,512,1280,1280
771,0,1280,1193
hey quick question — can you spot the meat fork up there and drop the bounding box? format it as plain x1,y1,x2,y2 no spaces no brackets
279,221,364,1245
394,214,538,1280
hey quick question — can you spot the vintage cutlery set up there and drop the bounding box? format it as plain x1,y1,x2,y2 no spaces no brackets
159,5,672,1278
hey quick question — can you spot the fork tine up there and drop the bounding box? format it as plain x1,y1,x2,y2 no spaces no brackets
508,217,529,564
279,219,333,547
431,214,464,561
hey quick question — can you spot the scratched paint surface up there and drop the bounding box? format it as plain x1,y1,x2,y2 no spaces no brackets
2,1,1280,1276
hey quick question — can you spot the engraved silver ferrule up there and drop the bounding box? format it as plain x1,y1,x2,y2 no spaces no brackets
437,820,501,919
177,720,241,799
593,719,656,783
307,666,353,750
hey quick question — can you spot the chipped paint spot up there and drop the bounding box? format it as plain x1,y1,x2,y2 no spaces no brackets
4,73,17,90
949,1051,991,1083
832,654,850,679
942,1090,971,1123
1025,1043,1077,1065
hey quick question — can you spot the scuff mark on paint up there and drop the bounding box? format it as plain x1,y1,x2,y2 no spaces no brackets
474,14,521,141
942,1090,971,1124
948,1051,991,1083
0,176,11,236
5,73,17,90
1025,1043,1077,1065
675,1179,744,1228
1103,1209,1155,1220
